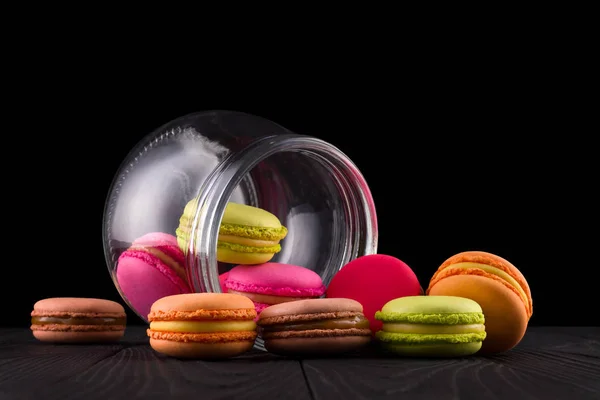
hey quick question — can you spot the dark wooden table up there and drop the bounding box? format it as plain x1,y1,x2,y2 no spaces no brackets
1,326,598,400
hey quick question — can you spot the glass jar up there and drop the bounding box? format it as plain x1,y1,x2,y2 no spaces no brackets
102,110,378,350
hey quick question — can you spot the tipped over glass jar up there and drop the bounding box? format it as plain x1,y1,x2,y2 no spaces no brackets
102,110,378,350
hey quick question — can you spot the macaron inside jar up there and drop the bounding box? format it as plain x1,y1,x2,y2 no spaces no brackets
176,200,288,265
116,232,191,319
224,263,326,316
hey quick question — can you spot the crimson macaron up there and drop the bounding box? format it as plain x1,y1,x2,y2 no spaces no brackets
326,254,422,334
31,297,126,343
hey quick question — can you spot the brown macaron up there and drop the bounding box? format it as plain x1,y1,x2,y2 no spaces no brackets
147,293,258,359
257,298,372,356
31,297,126,343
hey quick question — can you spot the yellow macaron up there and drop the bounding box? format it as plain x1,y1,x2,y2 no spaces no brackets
176,200,288,265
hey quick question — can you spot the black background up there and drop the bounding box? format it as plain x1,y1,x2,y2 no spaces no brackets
4,29,595,330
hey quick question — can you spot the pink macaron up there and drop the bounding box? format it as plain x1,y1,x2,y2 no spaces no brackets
219,272,229,292
224,263,326,316
116,232,191,319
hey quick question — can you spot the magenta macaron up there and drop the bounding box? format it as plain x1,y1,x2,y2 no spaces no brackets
116,232,191,319
223,263,326,316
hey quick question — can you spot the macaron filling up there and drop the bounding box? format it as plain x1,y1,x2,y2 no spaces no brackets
259,311,373,340
149,320,256,333
225,281,326,298
261,315,370,333
381,323,485,334
430,262,530,313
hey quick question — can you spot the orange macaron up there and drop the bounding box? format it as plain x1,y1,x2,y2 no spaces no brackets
147,293,258,359
31,297,126,343
426,251,533,354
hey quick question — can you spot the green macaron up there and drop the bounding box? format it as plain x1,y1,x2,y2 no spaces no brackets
374,296,486,357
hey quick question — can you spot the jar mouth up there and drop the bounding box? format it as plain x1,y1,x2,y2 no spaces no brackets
185,134,378,350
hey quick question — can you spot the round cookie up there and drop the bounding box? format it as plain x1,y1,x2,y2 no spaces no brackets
176,200,288,265
31,297,126,343
375,296,486,357
116,232,191,319
257,298,372,356
427,251,532,354
326,254,422,333
147,293,258,359
224,263,326,316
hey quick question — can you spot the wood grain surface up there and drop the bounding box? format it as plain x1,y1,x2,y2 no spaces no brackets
0,326,598,400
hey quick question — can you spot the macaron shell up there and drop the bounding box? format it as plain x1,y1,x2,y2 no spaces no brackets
149,338,255,359
225,263,326,297
254,302,270,316
126,233,188,288
259,298,363,320
434,251,532,317
219,272,229,292
149,292,255,313
32,297,125,314
428,274,528,354
132,232,180,249
32,330,124,343
264,335,372,356
116,252,191,319
379,295,482,315
380,341,482,357
221,202,283,228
